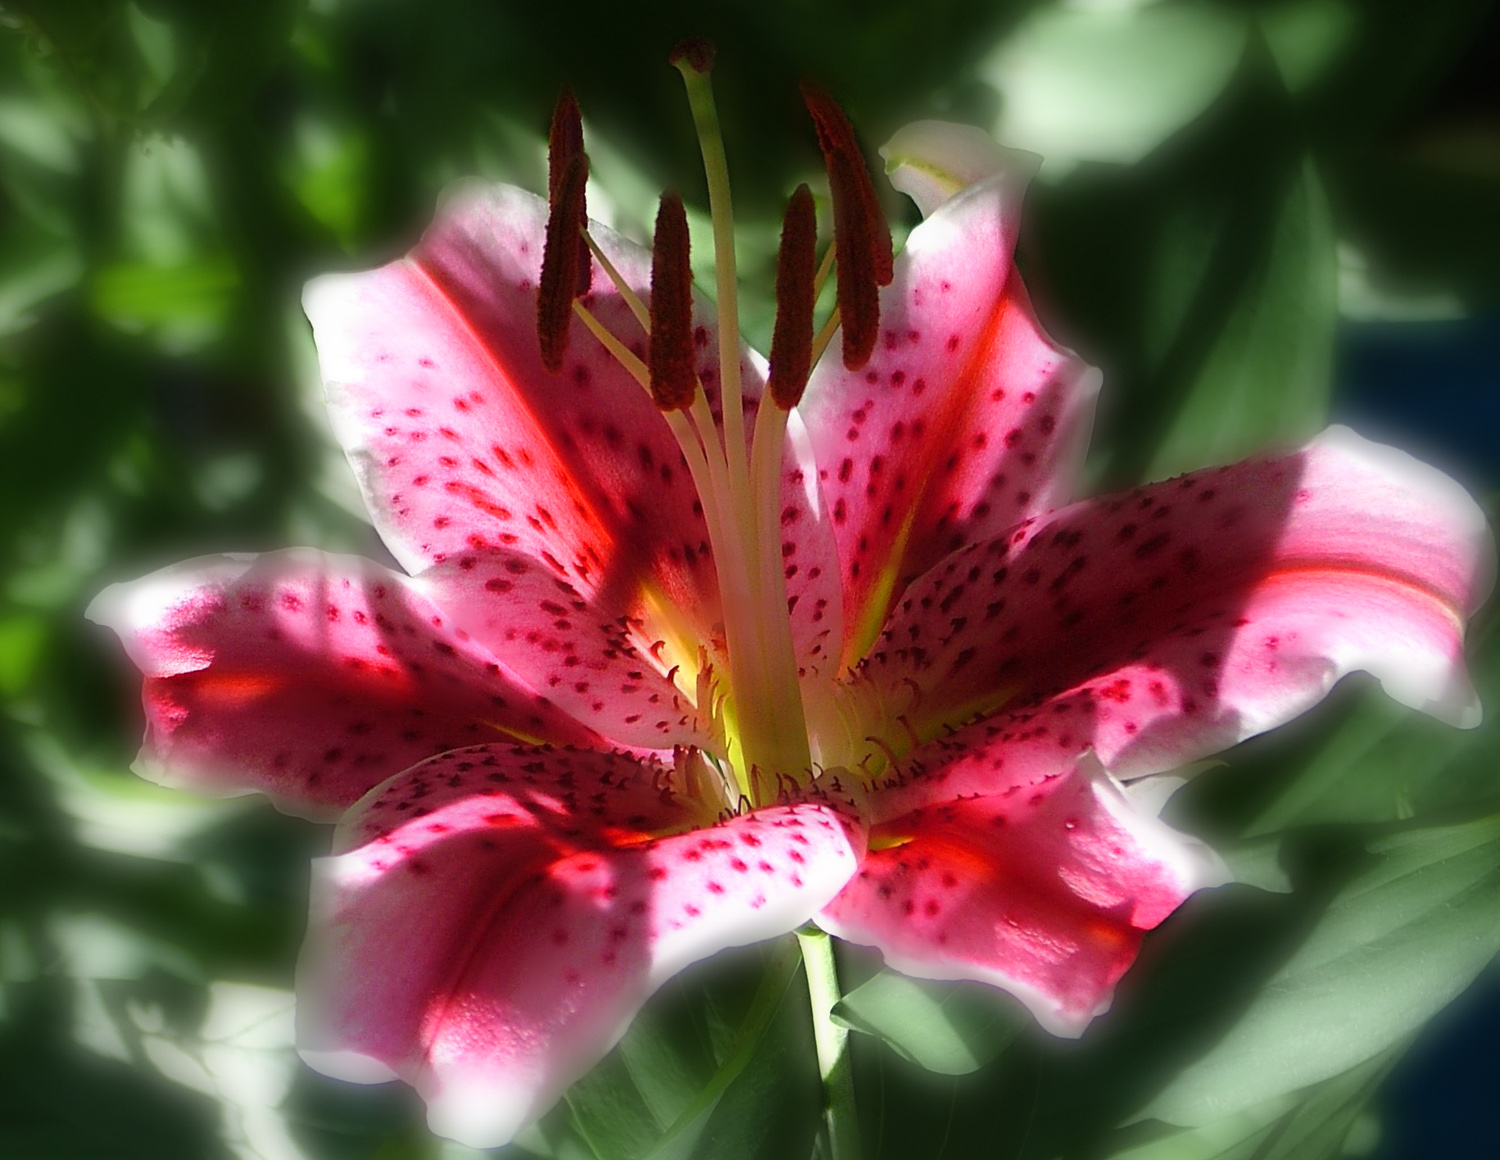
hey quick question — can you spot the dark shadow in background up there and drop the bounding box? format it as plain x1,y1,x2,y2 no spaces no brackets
1335,311,1500,1160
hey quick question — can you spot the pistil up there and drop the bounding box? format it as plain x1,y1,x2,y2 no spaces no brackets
537,52,891,801
670,42,814,786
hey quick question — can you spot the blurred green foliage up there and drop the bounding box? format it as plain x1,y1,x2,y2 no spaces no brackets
1,0,1498,1157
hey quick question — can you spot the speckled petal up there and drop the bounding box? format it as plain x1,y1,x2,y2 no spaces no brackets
819,756,1224,1036
851,426,1492,807
417,549,706,750
298,744,864,1148
87,551,599,818
798,171,1099,668
304,182,738,651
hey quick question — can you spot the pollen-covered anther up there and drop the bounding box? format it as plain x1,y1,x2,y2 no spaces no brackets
767,183,817,410
547,88,592,296
801,84,894,371
647,190,697,411
537,152,589,372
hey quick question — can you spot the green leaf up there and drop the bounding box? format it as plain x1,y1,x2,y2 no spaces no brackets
1257,0,1358,94
565,940,810,1160
1105,1047,1394,1160
983,1,1249,169
1026,45,1337,491
684,950,821,1160
1142,812,1500,1126
1216,836,1293,894
1243,613,1500,835
1143,154,1335,479
0,614,48,698
831,970,1026,1075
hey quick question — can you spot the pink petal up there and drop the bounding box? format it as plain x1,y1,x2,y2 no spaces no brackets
416,549,705,750
818,756,1224,1036
87,551,600,818
781,407,846,684
853,426,1492,810
798,172,1100,668
298,743,864,1148
303,183,735,651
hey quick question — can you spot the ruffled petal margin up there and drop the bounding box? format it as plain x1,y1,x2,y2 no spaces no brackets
850,426,1492,800
818,755,1225,1036
298,743,864,1148
87,551,600,818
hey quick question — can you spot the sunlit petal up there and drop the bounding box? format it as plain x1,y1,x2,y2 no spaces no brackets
819,755,1224,1035
799,172,1100,667
299,743,863,1147
88,551,599,818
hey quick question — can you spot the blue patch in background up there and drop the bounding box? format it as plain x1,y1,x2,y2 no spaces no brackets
1336,313,1500,1160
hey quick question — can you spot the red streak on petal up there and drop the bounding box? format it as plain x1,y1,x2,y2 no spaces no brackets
173,672,285,708
399,261,625,589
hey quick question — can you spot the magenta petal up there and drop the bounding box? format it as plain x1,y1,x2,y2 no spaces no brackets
819,757,1223,1036
298,744,864,1148
798,172,1099,665
855,426,1491,791
781,407,846,683
304,182,732,649
417,549,706,750
86,551,599,818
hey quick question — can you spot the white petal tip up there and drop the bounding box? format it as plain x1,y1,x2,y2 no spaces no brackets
298,1047,399,1085
425,1081,534,1151
301,271,354,324
1376,659,1484,730
87,554,258,642
880,120,1041,217
83,584,123,630
1312,426,1495,600
1426,688,1484,731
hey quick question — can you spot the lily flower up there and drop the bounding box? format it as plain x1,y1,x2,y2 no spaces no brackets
90,53,1491,1151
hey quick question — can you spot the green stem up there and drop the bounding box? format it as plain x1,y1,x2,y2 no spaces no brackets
796,926,859,1160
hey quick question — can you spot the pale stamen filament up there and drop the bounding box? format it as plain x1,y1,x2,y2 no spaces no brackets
813,242,836,299
573,290,783,795
571,297,752,777
748,397,806,725
566,61,822,794
582,231,650,331
570,299,648,383
810,305,842,368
